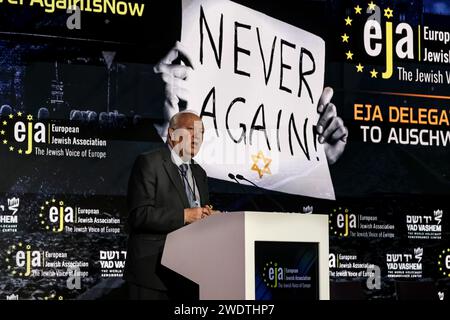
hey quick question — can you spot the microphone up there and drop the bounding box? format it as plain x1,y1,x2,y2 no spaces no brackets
228,173,260,211
235,174,285,212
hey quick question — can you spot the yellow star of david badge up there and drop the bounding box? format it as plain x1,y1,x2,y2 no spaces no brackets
251,151,272,179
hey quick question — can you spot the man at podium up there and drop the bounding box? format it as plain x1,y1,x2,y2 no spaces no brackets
124,111,213,300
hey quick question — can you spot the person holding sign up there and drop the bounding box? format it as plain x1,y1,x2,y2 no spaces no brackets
124,111,214,300
149,0,349,200
154,41,348,167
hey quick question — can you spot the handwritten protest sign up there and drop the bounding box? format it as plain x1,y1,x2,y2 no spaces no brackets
181,0,335,199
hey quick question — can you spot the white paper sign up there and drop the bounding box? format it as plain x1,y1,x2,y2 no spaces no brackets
181,0,335,199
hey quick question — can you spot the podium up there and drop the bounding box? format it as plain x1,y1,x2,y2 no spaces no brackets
161,211,329,300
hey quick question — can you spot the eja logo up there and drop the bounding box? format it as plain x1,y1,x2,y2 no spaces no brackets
39,198,75,233
5,243,43,277
329,207,357,237
341,2,419,79
437,248,450,278
1,112,47,155
262,261,284,288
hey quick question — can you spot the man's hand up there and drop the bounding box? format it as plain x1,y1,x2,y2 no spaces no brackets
184,206,213,224
316,87,348,165
153,41,194,140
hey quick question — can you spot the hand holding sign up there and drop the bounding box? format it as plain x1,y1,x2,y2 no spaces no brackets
316,87,348,165
153,41,194,140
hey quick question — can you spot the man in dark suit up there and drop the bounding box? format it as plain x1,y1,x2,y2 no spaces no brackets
124,111,213,300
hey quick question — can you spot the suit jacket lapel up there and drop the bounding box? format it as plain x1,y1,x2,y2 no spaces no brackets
162,149,190,208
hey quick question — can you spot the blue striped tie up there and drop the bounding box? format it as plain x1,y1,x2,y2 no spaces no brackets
179,164,196,207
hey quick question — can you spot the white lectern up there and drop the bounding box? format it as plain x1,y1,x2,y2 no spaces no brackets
161,211,329,300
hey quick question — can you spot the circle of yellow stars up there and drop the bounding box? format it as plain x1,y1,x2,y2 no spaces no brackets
329,207,350,237
251,151,272,179
341,2,394,78
5,242,31,277
437,248,450,277
1,111,29,155
262,262,278,288
39,198,61,232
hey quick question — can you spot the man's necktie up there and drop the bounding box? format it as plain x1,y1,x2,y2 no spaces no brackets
179,164,197,207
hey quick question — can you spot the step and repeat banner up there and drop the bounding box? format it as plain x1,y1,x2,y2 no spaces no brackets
0,0,449,300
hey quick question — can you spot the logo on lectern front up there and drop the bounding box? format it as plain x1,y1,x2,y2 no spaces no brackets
262,261,283,288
